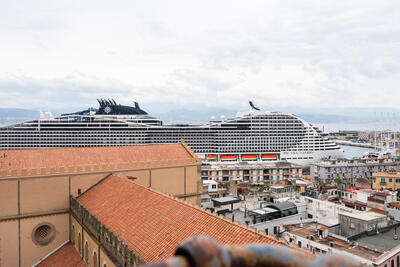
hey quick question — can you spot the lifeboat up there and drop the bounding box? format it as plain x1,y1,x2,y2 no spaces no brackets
220,155,237,161
261,154,277,160
241,155,257,160
207,154,217,160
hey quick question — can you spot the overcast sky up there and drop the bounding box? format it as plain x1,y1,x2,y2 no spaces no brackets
0,0,399,112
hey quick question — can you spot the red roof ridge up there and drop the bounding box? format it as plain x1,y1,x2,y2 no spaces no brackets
128,177,285,246
0,143,198,178
179,139,202,163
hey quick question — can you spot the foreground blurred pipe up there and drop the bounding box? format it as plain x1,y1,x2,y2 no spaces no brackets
143,236,361,267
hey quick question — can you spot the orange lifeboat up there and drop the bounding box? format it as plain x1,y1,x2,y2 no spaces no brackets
241,155,257,160
261,154,277,160
207,154,217,159
220,155,237,160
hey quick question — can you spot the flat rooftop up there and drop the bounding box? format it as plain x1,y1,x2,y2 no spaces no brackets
249,207,278,216
339,211,386,221
211,196,241,206
285,222,381,261
355,228,400,253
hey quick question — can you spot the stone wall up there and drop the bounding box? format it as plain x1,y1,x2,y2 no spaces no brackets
70,196,145,267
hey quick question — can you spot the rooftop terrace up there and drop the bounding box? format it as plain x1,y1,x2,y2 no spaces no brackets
285,222,381,261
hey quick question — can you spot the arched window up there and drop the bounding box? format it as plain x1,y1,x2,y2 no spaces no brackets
85,242,89,263
103,264,108,267
78,233,82,255
93,251,97,267
71,225,75,245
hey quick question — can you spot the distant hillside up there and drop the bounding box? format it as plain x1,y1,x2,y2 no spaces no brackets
0,105,394,130
0,108,39,126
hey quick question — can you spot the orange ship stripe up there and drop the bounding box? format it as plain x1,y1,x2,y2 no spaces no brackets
261,155,277,159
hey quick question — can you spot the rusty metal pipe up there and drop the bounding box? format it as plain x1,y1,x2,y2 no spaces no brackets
142,236,361,267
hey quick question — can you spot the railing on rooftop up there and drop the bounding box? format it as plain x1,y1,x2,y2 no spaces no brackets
141,236,361,267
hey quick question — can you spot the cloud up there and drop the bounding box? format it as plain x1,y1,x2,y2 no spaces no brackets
0,0,400,114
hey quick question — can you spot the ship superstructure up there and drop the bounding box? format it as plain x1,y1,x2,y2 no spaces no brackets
0,99,343,166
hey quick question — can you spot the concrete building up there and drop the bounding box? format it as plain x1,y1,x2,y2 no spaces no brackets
367,191,397,212
201,161,302,184
337,211,388,237
223,198,308,237
311,158,400,184
283,221,400,266
0,141,202,267
387,202,400,221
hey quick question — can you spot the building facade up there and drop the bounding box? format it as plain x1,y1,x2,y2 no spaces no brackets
373,171,400,191
201,162,302,184
311,158,400,184
0,142,201,267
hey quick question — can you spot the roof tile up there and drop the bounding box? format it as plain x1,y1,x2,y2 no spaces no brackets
35,242,86,267
78,176,288,263
0,143,194,172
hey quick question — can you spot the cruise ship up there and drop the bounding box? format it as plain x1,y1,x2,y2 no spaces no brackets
0,99,343,166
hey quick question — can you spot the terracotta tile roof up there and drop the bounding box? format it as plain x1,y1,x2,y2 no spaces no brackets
35,242,86,267
78,176,288,263
0,142,196,172
369,208,386,215
389,202,400,209
372,191,390,197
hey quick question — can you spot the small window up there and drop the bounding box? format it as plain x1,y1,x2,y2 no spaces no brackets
78,233,82,254
71,225,75,245
78,188,82,195
85,242,89,263
93,251,98,267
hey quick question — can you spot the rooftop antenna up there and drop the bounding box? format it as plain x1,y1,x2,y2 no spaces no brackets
249,101,260,111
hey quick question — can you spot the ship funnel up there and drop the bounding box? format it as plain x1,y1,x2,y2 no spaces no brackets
249,101,260,111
